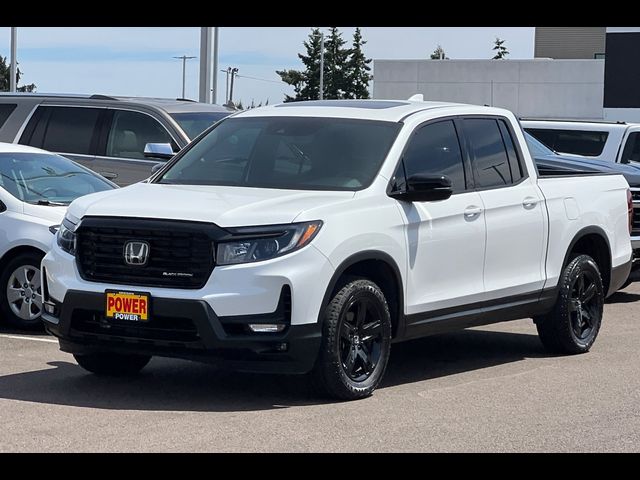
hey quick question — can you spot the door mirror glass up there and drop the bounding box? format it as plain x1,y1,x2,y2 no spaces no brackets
144,143,174,160
390,174,453,202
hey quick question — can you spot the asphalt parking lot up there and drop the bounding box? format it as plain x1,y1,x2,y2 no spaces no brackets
1,285,639,452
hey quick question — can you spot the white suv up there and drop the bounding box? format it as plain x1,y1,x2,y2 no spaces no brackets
42,100,632,399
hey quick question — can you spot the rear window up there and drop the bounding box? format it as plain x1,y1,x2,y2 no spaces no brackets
0,104,17,129
525,128,609,157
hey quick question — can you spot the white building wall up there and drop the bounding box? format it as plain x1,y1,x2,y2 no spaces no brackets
373,59,604,119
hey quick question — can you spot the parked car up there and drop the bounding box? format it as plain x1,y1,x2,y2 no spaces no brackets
525,131,640,284
521,118,640,164
42,100,632,400
0,93,233,186
0,142,117,329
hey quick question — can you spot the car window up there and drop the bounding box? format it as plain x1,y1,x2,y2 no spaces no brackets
498,120,524,183
28,106,102,155
401,120,466,193
0,152,114,204
106,110,177,160
158,117,401,191
621,132,640,164
525,128,609,157
525,131,556,157
170,112,231,139
0,104,17,129
464,118,514,189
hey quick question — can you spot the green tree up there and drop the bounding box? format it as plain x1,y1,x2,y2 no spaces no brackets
323,27,350,99
430,45,448,59
492,38,509,59
345,27,372,99
276,28,323,101
0,55,36,92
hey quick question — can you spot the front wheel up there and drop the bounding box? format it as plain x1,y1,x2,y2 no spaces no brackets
536,254,604,354
74,353,151,376
312,278,392,400
0,252,44,329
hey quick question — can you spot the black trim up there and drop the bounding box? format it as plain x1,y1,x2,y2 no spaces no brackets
93,108,114,157
561,225,611,277
610,259,632,296
0,200,5,213
42,290,321,375
401,287,558,341
318,251,405,338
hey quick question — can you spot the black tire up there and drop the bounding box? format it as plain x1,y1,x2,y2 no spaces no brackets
0,251,45,330
536,254,604,354
74,352,151,376
312,278,392,400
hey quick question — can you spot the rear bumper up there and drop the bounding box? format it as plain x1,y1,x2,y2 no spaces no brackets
42,290,322,374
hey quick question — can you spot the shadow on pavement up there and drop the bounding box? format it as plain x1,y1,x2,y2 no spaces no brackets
605,291,640,304
0,329,545,412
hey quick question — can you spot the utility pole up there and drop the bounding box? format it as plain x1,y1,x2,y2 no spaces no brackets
10,27,17,92
212,27,219,104
223,68,231,104
198,28,212,103
173,55,196,99
228,67,238,106
319,32,324,100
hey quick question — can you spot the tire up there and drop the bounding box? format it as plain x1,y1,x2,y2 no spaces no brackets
536,254,604,354
74,353,151,376
0,251,45,330
312,278,392,400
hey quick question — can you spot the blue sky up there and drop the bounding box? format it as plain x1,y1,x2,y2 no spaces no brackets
0,27,534,105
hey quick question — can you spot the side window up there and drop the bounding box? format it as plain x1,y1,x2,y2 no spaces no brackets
464,118,512,189
0,104,17,130
402,120,466,193
106,110,177,160
621,132,640,164
41,107,102,155
525,128,609,157
497,120,524,183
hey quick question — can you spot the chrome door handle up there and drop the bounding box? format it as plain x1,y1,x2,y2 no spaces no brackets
464,206,483,218
522,197,538,209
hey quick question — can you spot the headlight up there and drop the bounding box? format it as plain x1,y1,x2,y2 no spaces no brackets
216,221,322,266
56,218,77,255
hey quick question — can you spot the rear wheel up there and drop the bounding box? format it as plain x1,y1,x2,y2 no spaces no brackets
0,252,44,330
312,278,392,400
74,353,151,376
536,254,604,354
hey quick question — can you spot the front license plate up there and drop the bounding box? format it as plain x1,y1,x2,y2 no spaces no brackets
105,291,150,322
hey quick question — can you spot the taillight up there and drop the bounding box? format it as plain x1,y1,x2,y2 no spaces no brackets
627,189,633,234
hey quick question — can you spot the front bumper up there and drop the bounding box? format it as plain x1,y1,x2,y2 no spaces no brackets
42,290,322,374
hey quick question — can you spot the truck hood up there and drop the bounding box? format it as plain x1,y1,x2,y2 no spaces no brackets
67,182,355,227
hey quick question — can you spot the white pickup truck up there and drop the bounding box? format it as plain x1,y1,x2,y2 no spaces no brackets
42,100,633,400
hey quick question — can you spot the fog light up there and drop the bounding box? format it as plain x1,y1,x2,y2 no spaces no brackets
43,302,57,316
247,323,285,333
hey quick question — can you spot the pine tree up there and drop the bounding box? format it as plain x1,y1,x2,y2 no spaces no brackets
346,27,372,99
492,38,509,59
0,55,36,92
430,45,447,60
323,27,351,99
276,28,323,101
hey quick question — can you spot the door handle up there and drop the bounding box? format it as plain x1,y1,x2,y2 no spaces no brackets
522,197,538,209
464,206,483,219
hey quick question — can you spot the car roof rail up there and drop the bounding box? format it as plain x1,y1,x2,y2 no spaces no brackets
176,97,196,102
89,94,118,100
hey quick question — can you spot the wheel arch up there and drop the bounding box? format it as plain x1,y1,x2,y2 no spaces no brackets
318,251,405,339
562,226,612,295
0,245,47,276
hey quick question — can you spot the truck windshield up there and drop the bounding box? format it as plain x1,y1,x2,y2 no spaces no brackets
170,112,231,139
0,152,114,205
157,116,402,191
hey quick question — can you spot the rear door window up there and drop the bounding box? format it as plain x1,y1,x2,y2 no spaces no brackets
525,128,609,157
464,118,514,189
0,104,17,129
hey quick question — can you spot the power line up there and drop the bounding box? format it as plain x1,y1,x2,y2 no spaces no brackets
235,73,284,84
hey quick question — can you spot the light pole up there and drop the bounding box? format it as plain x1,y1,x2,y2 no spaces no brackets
212,27,219,104
10,27,17,92
173,55,196,99
228,67,238,106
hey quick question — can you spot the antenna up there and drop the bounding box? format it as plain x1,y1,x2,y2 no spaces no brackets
407,94,424,102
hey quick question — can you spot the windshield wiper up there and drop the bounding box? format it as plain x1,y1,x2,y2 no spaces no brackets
32,199,69,206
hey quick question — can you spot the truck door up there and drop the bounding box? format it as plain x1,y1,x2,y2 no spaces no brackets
463,117,547,299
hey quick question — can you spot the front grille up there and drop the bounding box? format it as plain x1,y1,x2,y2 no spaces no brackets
76,217,223,289
632,190,640,237
632,189,640,202
70,309,200,342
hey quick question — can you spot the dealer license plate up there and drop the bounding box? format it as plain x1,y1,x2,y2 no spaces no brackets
105,291,150,322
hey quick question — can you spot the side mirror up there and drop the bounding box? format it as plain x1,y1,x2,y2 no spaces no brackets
151,163,164,174
144,143,175,160
389,174,453,202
